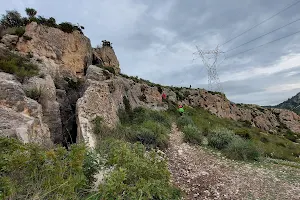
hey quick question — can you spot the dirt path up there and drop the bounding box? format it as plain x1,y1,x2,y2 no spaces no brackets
166,123,300,200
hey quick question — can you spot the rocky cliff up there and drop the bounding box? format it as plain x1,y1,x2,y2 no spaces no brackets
16,22,93,78
0,22,299,148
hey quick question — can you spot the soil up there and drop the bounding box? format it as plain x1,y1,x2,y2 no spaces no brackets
166,123,300,200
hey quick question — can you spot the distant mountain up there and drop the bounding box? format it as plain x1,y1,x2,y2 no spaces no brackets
274,92,300,115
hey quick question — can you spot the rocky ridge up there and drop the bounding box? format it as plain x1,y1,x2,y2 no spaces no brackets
0,22,299,147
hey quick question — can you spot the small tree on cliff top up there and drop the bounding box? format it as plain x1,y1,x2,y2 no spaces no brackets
25,8,37,18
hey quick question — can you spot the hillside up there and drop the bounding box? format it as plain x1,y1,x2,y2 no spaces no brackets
1,8,300,200
274,92,300,115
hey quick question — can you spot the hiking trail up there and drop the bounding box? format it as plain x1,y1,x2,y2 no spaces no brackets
166,123,300,200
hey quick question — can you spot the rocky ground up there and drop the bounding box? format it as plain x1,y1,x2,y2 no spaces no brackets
166,124,300,200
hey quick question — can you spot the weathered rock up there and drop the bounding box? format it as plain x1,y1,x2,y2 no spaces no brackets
93,45,120,74
1,34,18,49
0,72,51,144
76,66,166,148
16,22,92,77
23,75,63,143
165,88,300,134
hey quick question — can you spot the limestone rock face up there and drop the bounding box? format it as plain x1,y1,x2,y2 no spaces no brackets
0,72,51,144
165,88,300,134
76,65,166,148
16,22,92,77
93,46,120,74
1,34,19,49
23,75,63,143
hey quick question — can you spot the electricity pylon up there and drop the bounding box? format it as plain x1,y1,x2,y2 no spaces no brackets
194,45,224,92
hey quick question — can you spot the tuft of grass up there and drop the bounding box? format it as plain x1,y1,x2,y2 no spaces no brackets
224,137,260,161
176,115,195,129
182,124,203,145
0,48,39,82
96,64,116,75
25,87,42,102
14,26,25,37
0,137,98,200
207,128,236,150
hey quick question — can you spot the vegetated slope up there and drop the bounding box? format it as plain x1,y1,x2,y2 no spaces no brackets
167,123,300,200
275,92,300,115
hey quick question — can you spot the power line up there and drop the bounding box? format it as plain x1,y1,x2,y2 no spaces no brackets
220,0,300,46
226,17,300,53
225,30,300,59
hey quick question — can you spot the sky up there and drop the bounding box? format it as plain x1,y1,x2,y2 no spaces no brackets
1,0,300,106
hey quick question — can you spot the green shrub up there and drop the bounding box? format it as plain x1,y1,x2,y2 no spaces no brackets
207,128,235,150
284,130,298,142
224,138,260,161
59,22,75,33
64,77,82,90
25,87,42,102
130,121,169,149
176,115,194,129
96,139,182,199
0,49,39,82
96,64,116,75
0,137,96,200
235,128,251,139
0,10,24,28
14,26,25,37
182,124,203,145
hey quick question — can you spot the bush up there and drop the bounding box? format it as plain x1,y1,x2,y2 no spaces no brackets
25,87,42,102
284,130,298,142
64,77,82,90
176,115,194,129
13,26,25,37
235,128,251,140
0,10,24,28
224,138,260,161
0,49,39,82
96,64,116,75
0,137,96,199
96,139,182,199
182,124,203,145
59,22,75,33
207,128,235,150
130,121,169,149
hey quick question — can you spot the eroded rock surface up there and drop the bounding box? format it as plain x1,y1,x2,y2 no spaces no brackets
0,72,51,144
16,22,92,77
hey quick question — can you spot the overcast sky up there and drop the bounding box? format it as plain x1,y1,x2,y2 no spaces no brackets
1,0,300,106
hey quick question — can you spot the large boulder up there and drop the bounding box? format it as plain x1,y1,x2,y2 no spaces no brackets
1,34,19,49
0,72,51,144
16,22,93,77
93,45,120,74
23,75,63,143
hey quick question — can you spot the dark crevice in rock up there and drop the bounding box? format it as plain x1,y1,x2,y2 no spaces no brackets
56,77,83,147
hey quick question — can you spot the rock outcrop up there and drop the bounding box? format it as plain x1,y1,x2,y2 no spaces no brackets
23,75,63,143
1,21,299,149
1,34,19,49
16,22,92,77
168,88,300,134
93,43,120,74
0,72,51,145
76,65,165,148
